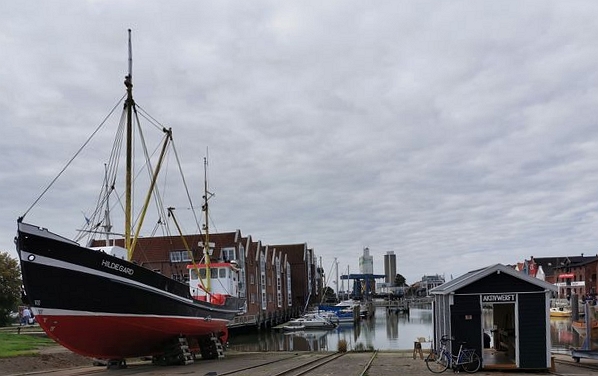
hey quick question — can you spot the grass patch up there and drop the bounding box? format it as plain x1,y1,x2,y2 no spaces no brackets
0,332,55,358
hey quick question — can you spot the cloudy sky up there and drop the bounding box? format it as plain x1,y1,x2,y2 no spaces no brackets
3,1,598,286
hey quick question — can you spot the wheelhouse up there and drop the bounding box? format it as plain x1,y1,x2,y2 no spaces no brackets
187,262,240,304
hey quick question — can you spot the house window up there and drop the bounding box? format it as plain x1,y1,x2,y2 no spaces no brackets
169,251,182,263
250,274,255,285
181,251,191,262
221,247,235,262
250,293,256,304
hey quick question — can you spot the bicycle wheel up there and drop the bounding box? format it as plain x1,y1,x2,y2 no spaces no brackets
425,350,450,373
461,352,481,373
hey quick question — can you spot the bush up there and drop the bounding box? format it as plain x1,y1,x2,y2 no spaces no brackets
0,253,22,327
337,339,347,352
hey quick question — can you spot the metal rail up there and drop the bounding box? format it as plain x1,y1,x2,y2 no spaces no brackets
217,354,305,375
358,350,378,376
221,352,344,376
274,353,346,376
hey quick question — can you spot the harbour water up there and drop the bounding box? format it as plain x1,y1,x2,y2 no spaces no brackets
228,306,433,352
228,306,587,352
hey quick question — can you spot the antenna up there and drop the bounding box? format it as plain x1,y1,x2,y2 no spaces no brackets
128,29,132,82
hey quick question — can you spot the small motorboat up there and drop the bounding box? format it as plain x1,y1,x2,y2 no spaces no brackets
282,321,306,331
288,313,336,329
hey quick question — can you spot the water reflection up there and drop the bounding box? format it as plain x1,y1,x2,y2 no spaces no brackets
228,306,433,351
550,317,582,352
228,307,585,352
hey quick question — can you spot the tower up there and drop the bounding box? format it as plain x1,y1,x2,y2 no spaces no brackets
359,247,374,274
384,251,397,285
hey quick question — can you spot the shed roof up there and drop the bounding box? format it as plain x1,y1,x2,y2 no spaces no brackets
430,263,557,295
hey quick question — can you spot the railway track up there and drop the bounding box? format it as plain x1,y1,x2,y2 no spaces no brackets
222,351,381,376
22,351,381,376
221,352,345,376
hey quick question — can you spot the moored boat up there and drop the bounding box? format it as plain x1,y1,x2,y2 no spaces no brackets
282,321,306,331
571,319,598,338
288,313,337,329
15,31,243,364
550,306,572,317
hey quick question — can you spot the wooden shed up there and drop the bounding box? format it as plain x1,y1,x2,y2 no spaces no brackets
429,263,557,370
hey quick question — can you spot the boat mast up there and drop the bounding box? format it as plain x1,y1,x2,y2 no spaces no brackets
203,156,213,293
103,164,112,246
124,29,133,254
335,257,339,302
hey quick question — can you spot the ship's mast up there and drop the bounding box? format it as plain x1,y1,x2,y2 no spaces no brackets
103,164,112,246
202,156,213,293
124,29,133,255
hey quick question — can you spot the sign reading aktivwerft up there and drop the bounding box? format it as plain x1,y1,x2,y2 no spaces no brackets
481,294,516,303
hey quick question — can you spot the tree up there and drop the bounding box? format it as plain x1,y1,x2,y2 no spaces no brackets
323,286,335,297
0,252,21,327
394,273,407,287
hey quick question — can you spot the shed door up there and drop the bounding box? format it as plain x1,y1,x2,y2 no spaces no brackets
518,293,547,368
451,295,482,356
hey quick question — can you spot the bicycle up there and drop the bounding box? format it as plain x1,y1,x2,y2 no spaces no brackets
425,335,481,373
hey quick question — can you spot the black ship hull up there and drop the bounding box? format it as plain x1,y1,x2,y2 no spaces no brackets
16,222,241,359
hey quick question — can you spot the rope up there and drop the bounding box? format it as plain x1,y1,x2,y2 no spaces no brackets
20,94,126,221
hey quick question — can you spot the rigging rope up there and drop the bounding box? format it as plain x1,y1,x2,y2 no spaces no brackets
20,94,126,221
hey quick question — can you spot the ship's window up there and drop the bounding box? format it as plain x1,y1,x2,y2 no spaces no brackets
219,268,227,278
211,268,218,279
189,269,199,279
199,268,206,279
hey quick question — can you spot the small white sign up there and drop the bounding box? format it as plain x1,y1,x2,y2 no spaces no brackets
555,281,585,287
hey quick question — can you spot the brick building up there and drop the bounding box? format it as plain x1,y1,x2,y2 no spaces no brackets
91,231,316,328
517,255,598,298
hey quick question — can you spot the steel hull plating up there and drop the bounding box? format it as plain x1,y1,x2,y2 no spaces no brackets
17,222,239,359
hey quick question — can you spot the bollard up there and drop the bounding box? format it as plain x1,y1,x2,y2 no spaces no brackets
413,340,423,359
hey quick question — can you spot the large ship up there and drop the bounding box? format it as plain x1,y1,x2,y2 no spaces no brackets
16,31,243,366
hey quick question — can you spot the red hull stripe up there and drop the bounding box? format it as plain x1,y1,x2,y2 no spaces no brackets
36,312,228,359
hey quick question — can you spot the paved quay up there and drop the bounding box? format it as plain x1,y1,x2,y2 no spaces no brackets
5,350,598,376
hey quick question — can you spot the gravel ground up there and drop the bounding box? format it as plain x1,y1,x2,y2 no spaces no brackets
0,346,94,376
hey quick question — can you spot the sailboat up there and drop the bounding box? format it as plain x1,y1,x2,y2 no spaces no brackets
15,31,243,365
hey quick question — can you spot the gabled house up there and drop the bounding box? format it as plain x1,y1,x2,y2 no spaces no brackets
268,243,318,310
90,230,314,328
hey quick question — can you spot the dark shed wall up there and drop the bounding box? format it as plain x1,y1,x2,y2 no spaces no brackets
457,272,545,294
450,295,482,357
518,293,547,368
